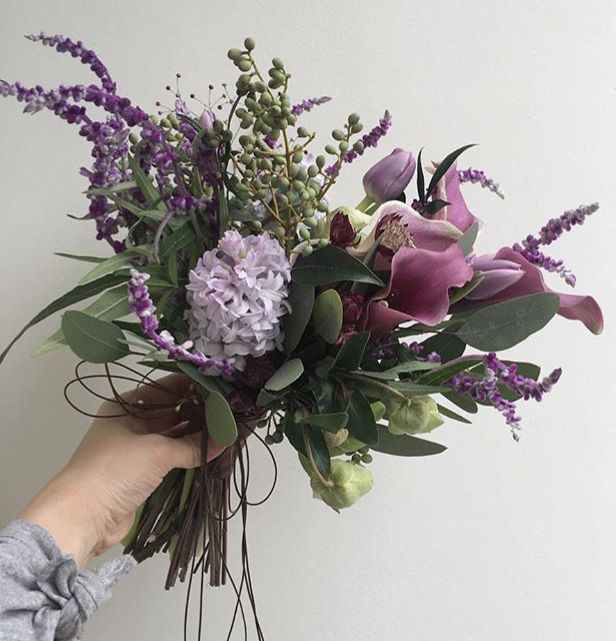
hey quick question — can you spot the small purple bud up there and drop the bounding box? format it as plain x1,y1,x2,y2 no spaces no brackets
198,108,215,129
467,254,524,300
362,148,416,202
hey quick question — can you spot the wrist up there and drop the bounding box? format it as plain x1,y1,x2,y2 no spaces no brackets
19,468,104,566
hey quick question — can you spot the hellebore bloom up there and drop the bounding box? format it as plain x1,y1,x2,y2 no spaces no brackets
387,396,444,435
484,247,604,334
363,148,416,202
466,254,524,300
365,243,473,331
310,460,374,511
329,211,356,247
433,163,481,233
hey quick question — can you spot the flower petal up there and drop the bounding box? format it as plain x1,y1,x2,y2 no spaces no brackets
434,163,480,232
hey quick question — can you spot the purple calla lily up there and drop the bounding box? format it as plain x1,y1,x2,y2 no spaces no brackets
467,254,524,300
364,243,474,331
433,163,481,232
486,247,604,334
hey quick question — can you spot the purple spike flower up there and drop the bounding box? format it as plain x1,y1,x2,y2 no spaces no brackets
449,353,562,440
25,33,117,93
128,269,233,377
325,110,392,175
512,202,599,287
291,96,331,116
457,167,504,199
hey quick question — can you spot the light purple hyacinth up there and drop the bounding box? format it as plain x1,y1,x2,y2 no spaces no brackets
325,110,392,175
128,269,232,377
513,203,599,287
457,167,504,199
449,353,562,440
186,231,291,370
291,96,331,117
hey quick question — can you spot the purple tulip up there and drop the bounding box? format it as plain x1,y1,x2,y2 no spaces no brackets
466,254,524,300
362,148,416,202
198,108,215,129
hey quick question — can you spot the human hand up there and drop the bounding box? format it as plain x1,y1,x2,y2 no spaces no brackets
19,374,224,566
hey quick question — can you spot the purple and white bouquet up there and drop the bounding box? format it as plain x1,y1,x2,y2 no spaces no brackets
1,33,604,635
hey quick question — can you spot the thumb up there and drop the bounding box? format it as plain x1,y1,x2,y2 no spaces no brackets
164,433,226,470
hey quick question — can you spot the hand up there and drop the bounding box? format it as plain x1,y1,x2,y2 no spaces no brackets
19,374,224,566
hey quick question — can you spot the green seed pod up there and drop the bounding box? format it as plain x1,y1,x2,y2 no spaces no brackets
268,79,283,90
316,155,326,169
317,201,329,212
304,216,319,229
302,244,314,256
271,430,284,444
299,227,311,241
272,57,284,70
238,59,252,72
297,126,310,138
149,114,159,126
361,453,373,464
353,140,365,154
244,37,256,51
254,80,267,93
332,129,346,141
296,167,308,182
307,165,319,178
227,48,243,61
347,112,361,125
159,117,170,129
259,92,272,107
222,129,233,142
317,238,329,248
213,119,225,133
292,150,303,164
350,123,363,134
338,141,349,153
128,132,139,144
325,144,337,155
293,179,305,192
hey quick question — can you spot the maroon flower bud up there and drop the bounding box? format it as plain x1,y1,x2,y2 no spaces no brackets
236,353,277,390
340,291,365,324
329,212,356,247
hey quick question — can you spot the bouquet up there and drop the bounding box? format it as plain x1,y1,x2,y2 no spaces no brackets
1,34,604,637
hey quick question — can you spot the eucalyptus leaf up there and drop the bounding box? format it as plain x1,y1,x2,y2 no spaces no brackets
33,285,132,356
1,273,128,365
419,333,466,362
442,391,478,414
293,245,383,286
264,358,304,392
62,311,129,363
420,358,483,385
456,293,560,350
437,403,473,424
312,289,343,344
205,391,238,446
372,427,447,457
300,412,349,433
283,282,315,354
175,361,223,396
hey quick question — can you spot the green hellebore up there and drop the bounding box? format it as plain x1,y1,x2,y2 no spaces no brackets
310,459,373,511
387,396,444,436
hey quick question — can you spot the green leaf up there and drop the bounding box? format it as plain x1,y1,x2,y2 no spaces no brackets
0,273,128,365
292,245,383,287
205,391,238,446
347,390,378,445
310,377,336,414
264,358,304,392
437,403,472,424
416,148,425,203
33,285,132,356
420,358,483,385
425,199,450,216
391,381,449,395
305,425,331,477
159,222,196,257
86,180,137,196
334,331,370,370
372,427,447,457
61,311,129,363
459,222,479,256
427,144,476,196
353,360,438,380
300,412,349,433
312,289,343,344
55,253,106,264
456,293,560,351
128,154,163,209
175,361,223,396
419,333,466,362
283,282,315,354
79,252,135,285
442,391,478,414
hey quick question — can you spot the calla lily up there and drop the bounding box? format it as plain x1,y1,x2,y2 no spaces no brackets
353,201,463,258
466,254,524,300
365,243,474,331
486,247,604,334
433,163,481,233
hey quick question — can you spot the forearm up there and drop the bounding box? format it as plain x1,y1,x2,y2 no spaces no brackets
0,519,135,641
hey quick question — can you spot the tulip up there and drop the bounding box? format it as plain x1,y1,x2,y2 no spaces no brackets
479,247,604,334
466,254,524,300
387,396,444,435
198,108,215,129
310,460,374,511
362,148,416,203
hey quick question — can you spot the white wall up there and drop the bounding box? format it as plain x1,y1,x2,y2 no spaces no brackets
1,1,615,639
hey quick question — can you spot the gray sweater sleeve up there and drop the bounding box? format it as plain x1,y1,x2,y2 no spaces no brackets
0,520,137,641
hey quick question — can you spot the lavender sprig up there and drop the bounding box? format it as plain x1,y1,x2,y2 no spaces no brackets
128,270,233,377
325,110,392,175
449,353,562,440
25,32,116,94
512,203,599,287
291,95,331,117
457,166,504,199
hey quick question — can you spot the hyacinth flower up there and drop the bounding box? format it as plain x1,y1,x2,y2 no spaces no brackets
360,147,416,206
473,247,603,334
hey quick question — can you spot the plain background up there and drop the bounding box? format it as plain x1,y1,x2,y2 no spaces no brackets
1,1,615,639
